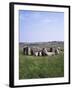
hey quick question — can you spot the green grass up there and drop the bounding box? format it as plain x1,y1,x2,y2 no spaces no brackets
19,52,64,79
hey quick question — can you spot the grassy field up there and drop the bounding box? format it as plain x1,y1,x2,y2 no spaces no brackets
19,51,64,79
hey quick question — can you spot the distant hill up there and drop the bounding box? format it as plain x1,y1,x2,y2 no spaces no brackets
19,41,64,49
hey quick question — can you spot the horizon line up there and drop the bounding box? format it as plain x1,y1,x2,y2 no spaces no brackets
19,41,64,43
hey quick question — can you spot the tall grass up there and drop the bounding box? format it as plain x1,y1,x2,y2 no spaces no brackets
19,52,64,79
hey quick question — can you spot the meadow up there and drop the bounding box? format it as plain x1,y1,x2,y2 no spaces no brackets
19,49,64,79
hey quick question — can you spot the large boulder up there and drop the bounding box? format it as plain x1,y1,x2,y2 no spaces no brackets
23,46,31,55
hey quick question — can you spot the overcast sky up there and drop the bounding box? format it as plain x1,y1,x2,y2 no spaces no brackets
19,10,64,42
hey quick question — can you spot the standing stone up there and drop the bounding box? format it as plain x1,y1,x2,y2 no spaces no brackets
26,47,31,55
28,47,31,55
55,48,59,55
50,47,53,52
31,49,34,55
42,48,46,56
38,51,42,56
23,47,31,55
23,47,26,55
